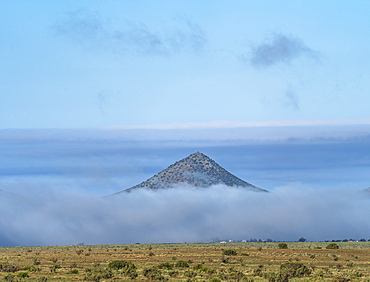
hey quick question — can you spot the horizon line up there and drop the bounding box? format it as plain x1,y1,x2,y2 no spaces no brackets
102,118,370,130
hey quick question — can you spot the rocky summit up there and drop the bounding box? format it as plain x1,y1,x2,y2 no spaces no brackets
120,152,268,193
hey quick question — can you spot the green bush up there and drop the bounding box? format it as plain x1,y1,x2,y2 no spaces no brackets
184,269,197,278
84,267,113,281
226,267,245,281
264,263,311,282
278,243,288,249
108,260,130,270
218,267,245,281
1,263,19,273
70,268,79,274
253,264,264,277
326,243,340,249
222,249,237,256
143,267,167,281
280,262,312,278
158,262,173,270
23,265,40,272
3,274,16,282
108,260,138,279
17,272,29,278
168,270,179,277
50,264,60,272
264,271,289,282
175,260,189,268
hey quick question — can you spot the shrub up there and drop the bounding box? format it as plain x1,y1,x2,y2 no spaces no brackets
218,267,245,282
143,267,167,281
253,264,264,277
108,260,132,270
17,272,29,278
158,262,173,270
1,263,19,272
264,263,311,282
198,267,215,274
107,260,137,279
50,257,58,263
226,267,245,281
70,268,79,274
333,277,350,282
168,270,179,277
278,243,288,249
280,262,312,278
76,249,84,255
264,271,289,282
175,260,189,268
326,243,340,249
3,274,16,282
84,268,113,281
348,270,363,279
23,265,40,272
50,264,60,272
222,249,237,256
184,269,197,278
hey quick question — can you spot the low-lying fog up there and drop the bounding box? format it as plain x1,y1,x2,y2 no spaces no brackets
0,127,369,246
1,185,369,246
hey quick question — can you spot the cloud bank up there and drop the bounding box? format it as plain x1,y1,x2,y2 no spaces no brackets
248,33,317,68
1,185,369,247
1,128,369,246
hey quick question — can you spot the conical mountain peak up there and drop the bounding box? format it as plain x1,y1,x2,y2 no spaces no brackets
120,152,267,193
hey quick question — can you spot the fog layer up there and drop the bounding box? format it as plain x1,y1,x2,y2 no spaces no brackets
1,185,369,246
1,128,369,246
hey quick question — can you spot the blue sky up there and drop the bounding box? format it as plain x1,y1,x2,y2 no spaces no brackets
1,1,370,246
1,1,370,129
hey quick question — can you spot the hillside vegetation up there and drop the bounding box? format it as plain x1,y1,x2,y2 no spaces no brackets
122,152,267,193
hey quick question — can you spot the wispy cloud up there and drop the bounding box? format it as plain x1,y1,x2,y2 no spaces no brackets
112,22,166,55
54,8,105,47
283,90,300,111
167,20,207,53
246,33,317,68
54,8,207,56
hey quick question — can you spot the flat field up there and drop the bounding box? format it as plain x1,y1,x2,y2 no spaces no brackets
1,242,370,281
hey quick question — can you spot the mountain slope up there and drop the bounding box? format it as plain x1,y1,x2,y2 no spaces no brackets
119,152,267,193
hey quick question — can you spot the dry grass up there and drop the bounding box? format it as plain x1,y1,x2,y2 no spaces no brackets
0,242,370,281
